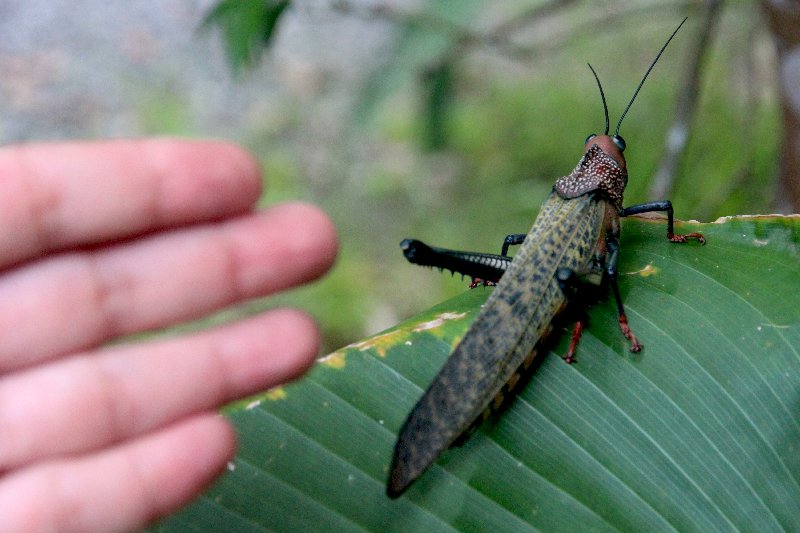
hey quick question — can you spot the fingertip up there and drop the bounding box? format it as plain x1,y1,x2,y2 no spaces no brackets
211,309,322,397
232,202,338,298
133,413,238,526
268,308,322,383
203,140,264,200
147,138,264,214
243,308,322,386
271,201,339,282
0,414,239,533
168,413,238,490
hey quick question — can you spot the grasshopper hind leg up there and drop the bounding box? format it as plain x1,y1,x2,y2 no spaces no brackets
468,233,527,287
556,268,592,363
400,239,509,286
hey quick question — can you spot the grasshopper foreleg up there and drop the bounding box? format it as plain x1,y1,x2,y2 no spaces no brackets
556,236,644,361
619,201,705,244
501,233,527,256
468,233,526,287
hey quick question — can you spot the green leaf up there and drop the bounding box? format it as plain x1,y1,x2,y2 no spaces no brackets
152,215,800,532
201,0,290,72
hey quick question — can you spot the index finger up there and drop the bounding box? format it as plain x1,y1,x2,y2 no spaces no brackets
0,139,262,269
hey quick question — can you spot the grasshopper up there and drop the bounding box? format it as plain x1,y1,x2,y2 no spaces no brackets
387,18,705,498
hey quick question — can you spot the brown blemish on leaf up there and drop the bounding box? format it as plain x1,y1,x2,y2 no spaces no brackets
353,329,405,357
412,311,468,332
713,214,800,223
319,311,471,366
325,329,407,361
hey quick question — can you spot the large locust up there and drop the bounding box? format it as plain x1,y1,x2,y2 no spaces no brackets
388,18,705,498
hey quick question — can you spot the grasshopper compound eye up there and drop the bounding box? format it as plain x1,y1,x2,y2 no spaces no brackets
585,133,597,145
612,134,626,152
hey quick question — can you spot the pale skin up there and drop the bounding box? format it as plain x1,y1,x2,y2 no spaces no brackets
0,139,338,532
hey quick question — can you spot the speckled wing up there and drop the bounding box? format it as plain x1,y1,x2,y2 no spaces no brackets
388,192,606,497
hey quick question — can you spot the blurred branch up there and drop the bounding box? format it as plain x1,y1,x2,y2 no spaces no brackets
760,0,800,212
328,0,594,62
648,0,723,202
709,15,769,216
482,0,580,45
331,1,700,62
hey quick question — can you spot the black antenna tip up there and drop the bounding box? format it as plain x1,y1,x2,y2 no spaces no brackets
614,17,688,136
587,63,610,136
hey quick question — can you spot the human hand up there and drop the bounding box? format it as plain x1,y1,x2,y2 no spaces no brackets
0,139,337,531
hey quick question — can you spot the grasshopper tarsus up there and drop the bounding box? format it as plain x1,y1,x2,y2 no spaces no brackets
618,314,643,353
669,231,706,245
469,278,496,288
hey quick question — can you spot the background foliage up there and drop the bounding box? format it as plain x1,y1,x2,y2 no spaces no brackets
0,1,786,349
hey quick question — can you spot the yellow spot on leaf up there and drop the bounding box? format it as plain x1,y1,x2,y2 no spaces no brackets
265,387,286,401
319,350,346,368
360,330,404,357
627,263,659,277
329,329,406,359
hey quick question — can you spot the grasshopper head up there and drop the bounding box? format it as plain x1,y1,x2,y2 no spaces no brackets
554,135,628,210
583,134,626,170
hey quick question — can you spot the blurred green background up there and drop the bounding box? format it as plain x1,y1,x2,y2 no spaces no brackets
0,0,785,353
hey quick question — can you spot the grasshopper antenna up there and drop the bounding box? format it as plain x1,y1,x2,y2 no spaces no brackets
587,63,610,135
615,17,688,139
